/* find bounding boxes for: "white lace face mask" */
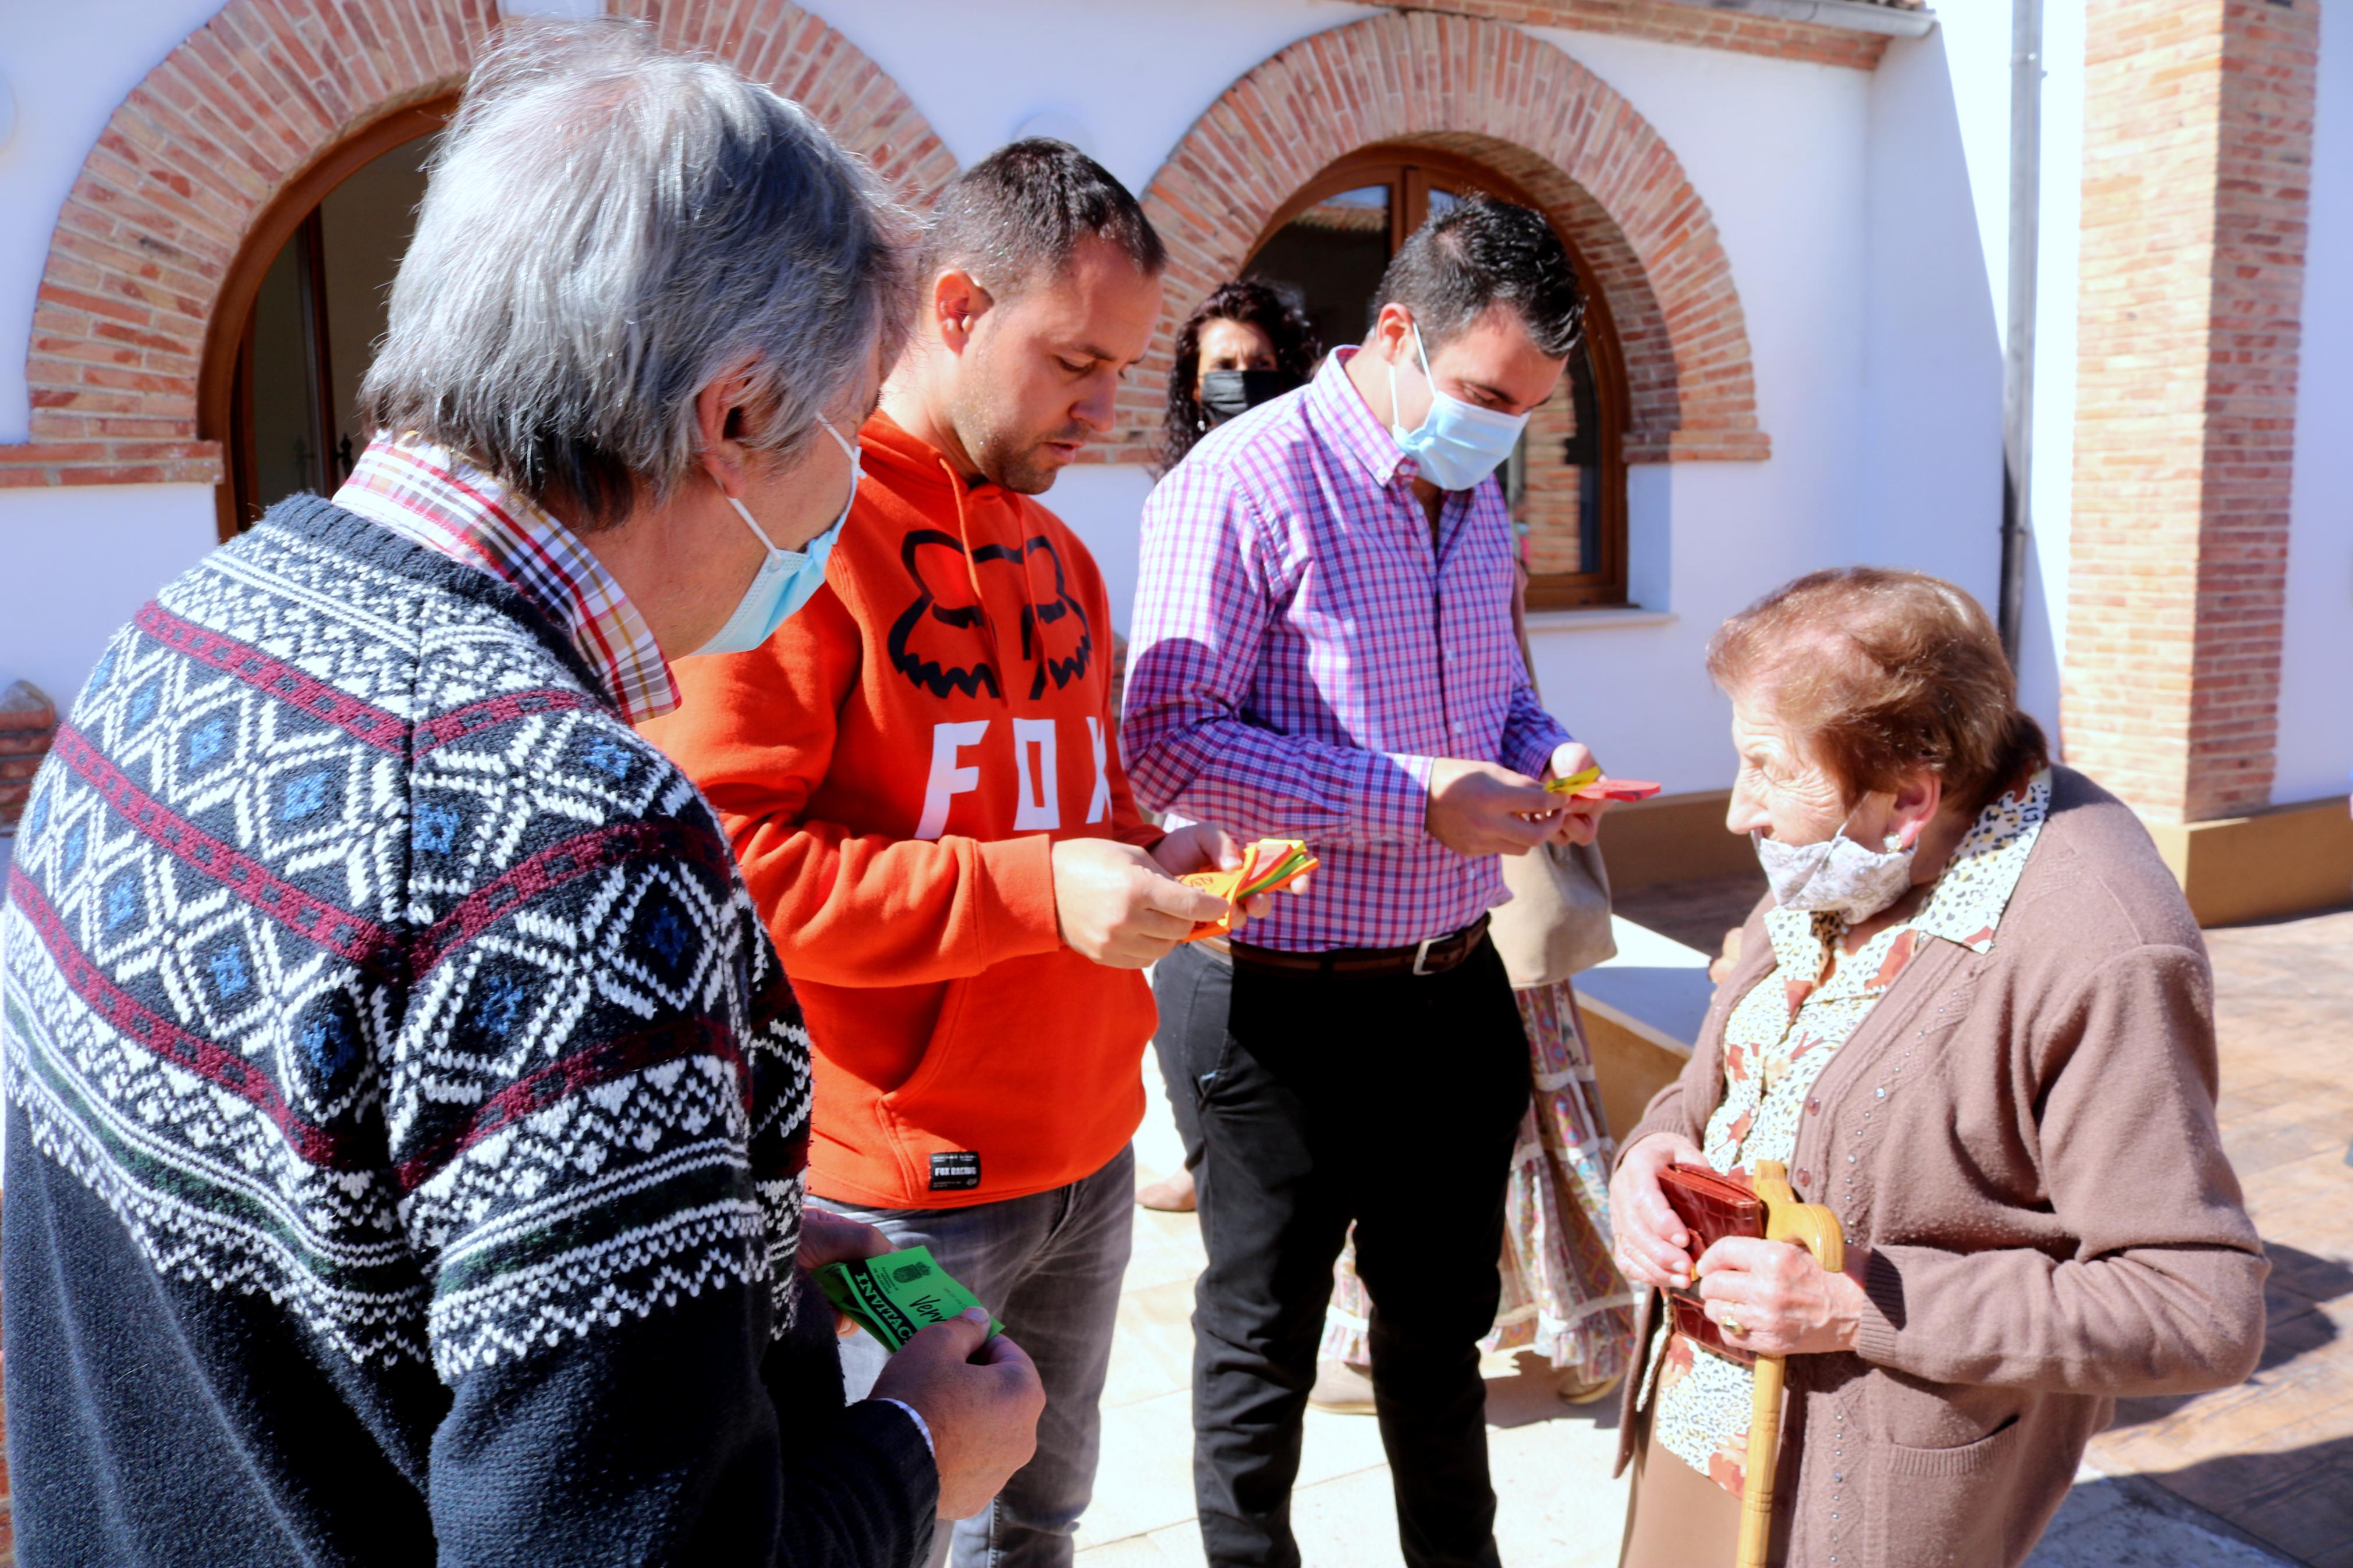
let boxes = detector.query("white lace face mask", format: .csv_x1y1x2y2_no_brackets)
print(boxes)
1751,808,1917,923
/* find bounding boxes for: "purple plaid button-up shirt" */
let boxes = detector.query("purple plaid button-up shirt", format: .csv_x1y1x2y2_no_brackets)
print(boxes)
1123,349,1574,952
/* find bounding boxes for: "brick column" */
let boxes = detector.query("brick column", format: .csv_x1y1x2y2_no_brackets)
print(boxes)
2064,0,2320,823
0,682,56,833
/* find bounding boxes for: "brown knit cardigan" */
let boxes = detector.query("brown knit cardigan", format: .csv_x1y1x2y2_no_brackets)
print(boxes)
1614,766,2267,1567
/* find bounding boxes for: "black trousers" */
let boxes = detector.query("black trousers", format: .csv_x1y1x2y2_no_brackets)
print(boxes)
1159,936,1531,1568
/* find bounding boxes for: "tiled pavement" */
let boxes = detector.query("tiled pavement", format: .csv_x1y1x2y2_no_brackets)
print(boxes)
1074,1071,1634,1568
1075,893,2352,1566
2085,907,2353,1568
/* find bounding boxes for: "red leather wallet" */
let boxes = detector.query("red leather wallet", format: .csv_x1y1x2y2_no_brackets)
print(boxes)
1656,1162,1762,1366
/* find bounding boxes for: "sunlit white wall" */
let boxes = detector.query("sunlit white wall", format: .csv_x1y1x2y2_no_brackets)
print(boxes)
2273,2,2353,808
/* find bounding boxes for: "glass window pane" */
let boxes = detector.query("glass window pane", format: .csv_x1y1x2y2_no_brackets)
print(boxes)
316,131,434,482
1515,347,1604,578
1243,182,1392,357
246,235,320,515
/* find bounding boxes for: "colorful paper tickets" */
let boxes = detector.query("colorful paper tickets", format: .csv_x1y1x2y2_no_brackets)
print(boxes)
1543,766,1663,802
817,1245,1002,1353
1177,837,1320,940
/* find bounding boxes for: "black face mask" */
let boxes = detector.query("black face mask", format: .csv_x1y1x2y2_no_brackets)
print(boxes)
1198,368,1298,428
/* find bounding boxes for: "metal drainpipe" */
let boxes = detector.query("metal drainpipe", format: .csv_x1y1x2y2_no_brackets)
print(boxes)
1649,0,1937,37
1999,0,2042,663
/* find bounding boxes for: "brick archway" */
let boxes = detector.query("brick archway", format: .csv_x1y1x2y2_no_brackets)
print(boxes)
2,0,958,493
1125,12,1768,466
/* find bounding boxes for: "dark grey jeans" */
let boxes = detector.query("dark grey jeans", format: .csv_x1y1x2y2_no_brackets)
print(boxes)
818,1144,1136,1568
1160,937,1528,1568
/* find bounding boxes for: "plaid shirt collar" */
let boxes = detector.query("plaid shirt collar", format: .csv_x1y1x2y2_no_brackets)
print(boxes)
333,434,680,724
1309,347,1417,490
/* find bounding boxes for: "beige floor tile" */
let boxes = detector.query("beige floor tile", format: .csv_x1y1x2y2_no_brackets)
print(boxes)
1133,1521,1212,1566
1073,1533,1185,1568
1289,1464,1414,1567
1487,1410,1632,1568
1124,1208,1209,1297
1081,1390,1210,1546
1102,1279,1199,1410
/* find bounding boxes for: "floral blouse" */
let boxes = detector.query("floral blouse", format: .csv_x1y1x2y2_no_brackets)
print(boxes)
1637,772,2053,1494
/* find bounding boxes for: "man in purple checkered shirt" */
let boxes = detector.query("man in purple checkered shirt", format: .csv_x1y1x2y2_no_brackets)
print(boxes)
1123,198,1610,1568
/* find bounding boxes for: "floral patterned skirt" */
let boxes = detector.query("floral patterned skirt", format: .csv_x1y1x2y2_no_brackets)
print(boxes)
1320,978,1637,1376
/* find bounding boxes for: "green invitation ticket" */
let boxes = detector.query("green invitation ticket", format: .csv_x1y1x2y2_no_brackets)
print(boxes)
817,1245,1003,1353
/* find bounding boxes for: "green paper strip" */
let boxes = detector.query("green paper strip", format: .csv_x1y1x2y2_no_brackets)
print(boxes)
1237,848,1313,898
817,1245,1003,1353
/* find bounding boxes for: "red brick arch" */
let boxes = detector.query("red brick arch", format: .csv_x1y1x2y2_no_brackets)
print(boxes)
0,0,958,494
1125,12,1769,466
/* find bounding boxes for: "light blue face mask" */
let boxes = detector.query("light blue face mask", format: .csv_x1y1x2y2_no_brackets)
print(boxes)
695,415,861,656
1385,321,1531,492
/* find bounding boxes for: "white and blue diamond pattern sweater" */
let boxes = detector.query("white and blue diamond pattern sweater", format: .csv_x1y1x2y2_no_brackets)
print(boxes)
0,496,935,1566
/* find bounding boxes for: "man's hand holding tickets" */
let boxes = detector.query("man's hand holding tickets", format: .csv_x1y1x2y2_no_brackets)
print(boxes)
1538,742,1658,845
1177,837,1320,939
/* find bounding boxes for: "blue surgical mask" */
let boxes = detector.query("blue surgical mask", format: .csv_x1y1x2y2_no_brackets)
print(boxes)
1385,322,1530,491
695,416,861,656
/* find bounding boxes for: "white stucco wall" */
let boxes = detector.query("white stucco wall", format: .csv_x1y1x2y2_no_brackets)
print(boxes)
0,0,238,443
1932,0,2084,754
2018,2,2085,757
828,6,2001,803
1859,27,2005,622
0,1,2006,812
810,0,1381,203
1514,28,2000,797
2273,2,2353,808
0,1,231,713
1949,0,2344,809
0,485,218,711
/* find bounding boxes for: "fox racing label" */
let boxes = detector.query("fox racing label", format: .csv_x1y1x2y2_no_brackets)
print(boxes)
928,1150,982,1192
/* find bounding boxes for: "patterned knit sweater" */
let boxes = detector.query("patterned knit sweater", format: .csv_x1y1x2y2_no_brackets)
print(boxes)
0,497,935,1566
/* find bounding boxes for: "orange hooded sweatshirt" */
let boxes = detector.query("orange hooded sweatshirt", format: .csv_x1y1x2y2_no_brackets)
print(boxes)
643,411,1160,1210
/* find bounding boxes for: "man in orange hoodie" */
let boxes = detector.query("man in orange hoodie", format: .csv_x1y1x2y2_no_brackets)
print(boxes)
644,142,1245,1568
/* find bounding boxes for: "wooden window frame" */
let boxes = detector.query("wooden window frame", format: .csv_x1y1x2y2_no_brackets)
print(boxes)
203,97,458,542
1245,144,1631,609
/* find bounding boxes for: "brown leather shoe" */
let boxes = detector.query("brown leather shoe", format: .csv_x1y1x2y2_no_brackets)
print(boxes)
1136,1168,1197,1213
1308,1357,1377,1415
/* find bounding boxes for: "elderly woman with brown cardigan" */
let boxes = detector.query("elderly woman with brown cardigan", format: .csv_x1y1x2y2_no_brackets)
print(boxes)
1609,567,2266,1568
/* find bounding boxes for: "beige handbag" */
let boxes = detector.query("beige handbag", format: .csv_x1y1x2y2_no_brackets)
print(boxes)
1486,560,1618,987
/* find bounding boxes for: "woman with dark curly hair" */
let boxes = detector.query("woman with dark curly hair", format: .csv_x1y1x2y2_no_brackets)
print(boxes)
1158,279,1322,473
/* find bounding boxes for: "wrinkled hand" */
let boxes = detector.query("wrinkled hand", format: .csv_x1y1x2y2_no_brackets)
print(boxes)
1694,1236,1870,1357
872,1309,1047,1520
1539,742,1613,847
1610,1131,1706,1290
798,1207,892,1337
1425,759,1559,858
1053,837,1231,968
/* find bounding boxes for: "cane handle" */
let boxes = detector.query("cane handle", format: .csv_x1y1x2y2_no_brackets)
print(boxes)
1735,1160,1846,1568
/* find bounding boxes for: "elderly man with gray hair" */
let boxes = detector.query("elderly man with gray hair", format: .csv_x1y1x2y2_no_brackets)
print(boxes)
0,23,1040,1567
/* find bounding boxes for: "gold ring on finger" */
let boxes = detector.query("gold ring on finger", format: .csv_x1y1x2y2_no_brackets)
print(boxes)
1723,1316,1746,1337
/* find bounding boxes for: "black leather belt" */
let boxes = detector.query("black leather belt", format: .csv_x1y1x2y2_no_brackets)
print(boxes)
1227,914,1491,979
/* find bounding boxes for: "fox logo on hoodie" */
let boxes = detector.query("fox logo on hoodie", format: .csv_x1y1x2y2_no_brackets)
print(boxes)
887,529,1093,702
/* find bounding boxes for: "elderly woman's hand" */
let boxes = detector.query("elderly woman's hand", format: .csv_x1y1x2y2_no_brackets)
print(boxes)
1695,1236,1871,1357
1610,1131,1706,1290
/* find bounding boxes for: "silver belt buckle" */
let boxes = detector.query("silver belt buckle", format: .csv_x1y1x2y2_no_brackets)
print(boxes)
1411,934,1442,976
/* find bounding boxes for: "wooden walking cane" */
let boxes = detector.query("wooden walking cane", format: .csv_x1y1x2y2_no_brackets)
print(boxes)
1735,1160,1844,1568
